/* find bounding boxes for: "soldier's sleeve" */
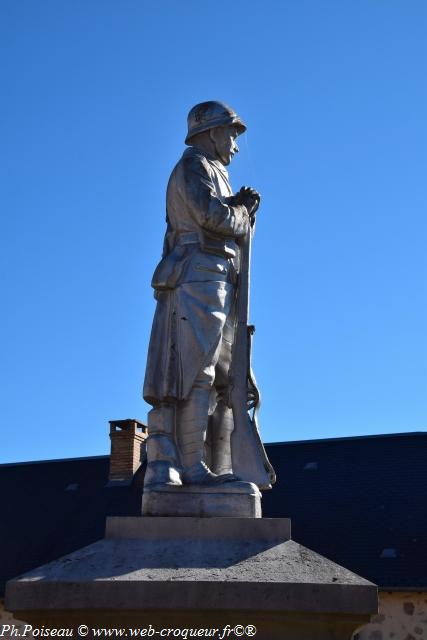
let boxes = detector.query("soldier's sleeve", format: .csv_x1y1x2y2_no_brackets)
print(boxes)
179,154,250,237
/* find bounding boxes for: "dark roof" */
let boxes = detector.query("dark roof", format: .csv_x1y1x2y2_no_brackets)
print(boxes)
0,456,144,596
0,432,426,595
263,431,427,590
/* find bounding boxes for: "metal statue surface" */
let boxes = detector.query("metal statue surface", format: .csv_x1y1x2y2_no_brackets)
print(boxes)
143,101,275,491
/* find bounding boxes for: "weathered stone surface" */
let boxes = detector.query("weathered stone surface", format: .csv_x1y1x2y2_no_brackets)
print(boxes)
6,517,376,615
353,591,427,640
142,481,262,517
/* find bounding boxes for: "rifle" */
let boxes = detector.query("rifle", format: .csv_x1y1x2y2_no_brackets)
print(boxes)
230,220,276,490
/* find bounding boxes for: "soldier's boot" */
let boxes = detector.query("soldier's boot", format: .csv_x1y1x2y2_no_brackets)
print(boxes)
209,400,236,476
144,404,182,488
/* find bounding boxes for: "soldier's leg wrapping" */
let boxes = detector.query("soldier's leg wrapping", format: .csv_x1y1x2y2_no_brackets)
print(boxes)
209,320,235,476
144,403,182,487
178,361,217,484
208,400,234,475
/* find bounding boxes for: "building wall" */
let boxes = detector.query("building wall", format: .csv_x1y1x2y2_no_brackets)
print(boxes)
353,591,427,640
0,601,34,638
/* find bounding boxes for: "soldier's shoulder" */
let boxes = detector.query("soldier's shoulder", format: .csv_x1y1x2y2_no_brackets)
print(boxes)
179,147,212,173
168,148,211,192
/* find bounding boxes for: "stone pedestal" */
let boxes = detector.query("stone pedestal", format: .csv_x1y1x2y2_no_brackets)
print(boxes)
6,517,377,640
142,481,262,517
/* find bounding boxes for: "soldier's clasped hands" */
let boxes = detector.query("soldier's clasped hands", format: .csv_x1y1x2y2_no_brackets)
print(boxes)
236,186,260,224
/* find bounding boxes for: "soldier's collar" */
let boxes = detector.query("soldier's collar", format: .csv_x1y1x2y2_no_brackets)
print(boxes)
186,146,228,174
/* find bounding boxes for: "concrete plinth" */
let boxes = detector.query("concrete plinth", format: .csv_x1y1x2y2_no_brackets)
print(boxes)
6,517,377,639
142,481,262,517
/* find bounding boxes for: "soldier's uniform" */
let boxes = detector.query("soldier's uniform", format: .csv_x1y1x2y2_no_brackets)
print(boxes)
143,102,263,487
144,145,249,405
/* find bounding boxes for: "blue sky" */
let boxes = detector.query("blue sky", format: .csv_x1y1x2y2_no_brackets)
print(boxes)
1,0,426,463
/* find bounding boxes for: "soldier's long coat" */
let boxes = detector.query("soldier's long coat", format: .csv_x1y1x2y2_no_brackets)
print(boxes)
143,146,250,406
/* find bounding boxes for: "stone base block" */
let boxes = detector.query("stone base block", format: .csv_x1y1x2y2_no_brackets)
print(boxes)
6,517,377,640
142,480,262,517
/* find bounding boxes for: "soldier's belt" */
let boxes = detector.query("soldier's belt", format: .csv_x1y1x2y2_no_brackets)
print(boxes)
176,232,237,259
175,232,199,245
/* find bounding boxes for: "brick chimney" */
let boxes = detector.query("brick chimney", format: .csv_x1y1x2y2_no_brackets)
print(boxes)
108,418,148,485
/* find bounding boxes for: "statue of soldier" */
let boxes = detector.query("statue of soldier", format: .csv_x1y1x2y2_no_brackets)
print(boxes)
143,101,264,488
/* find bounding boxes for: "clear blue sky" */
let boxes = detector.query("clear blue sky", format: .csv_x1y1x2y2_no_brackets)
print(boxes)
1,0,426,463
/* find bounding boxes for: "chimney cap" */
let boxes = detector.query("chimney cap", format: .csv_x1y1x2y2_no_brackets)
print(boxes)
109,418,147,433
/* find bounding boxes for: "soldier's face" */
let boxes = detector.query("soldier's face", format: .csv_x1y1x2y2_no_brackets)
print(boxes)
211,125,239,166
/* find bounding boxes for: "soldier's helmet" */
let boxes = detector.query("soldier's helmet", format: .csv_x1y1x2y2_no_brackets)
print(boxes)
185,101,246,145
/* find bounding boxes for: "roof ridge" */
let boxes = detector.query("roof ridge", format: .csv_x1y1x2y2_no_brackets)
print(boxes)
0,454,110,467
267,431,427,446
